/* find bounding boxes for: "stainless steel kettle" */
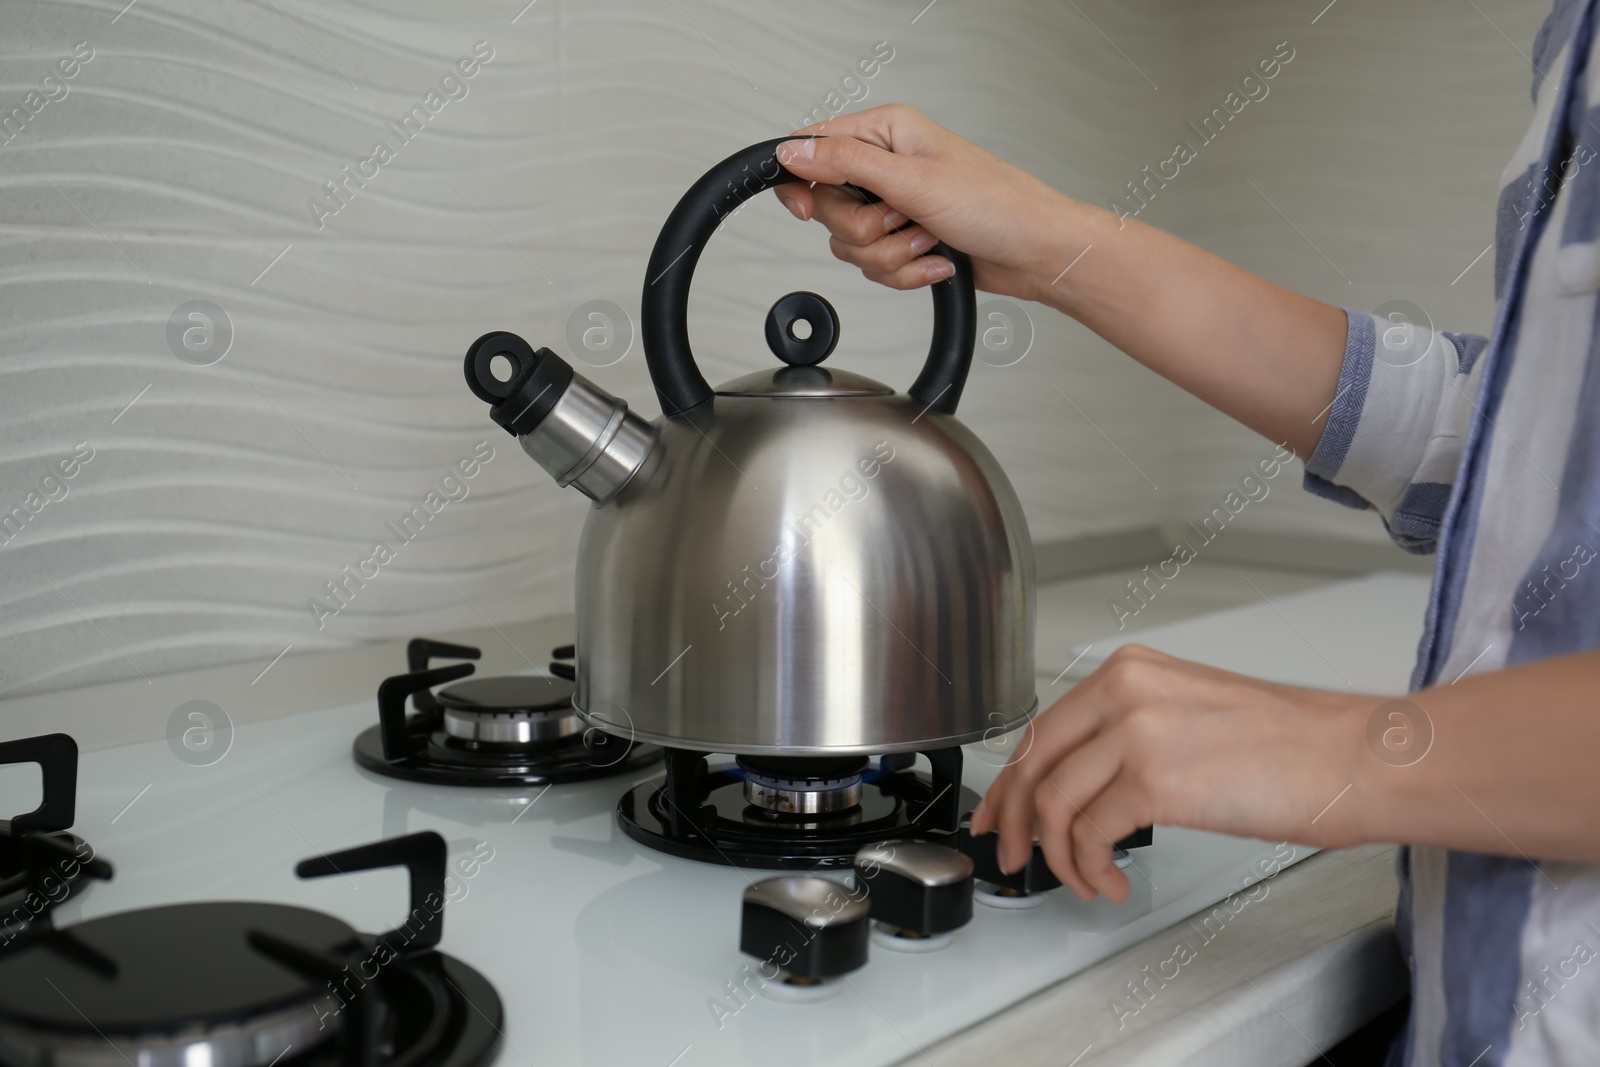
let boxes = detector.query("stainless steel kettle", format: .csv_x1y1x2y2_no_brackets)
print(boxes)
463,138,1035,756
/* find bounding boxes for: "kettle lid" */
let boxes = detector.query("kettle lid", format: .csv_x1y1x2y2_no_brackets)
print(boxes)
716,365,893,399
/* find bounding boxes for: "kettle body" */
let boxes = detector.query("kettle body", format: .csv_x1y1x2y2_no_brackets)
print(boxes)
465,138,1036,756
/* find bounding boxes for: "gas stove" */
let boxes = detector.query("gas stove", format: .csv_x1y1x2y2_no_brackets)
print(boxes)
0,660,1312,1067
0,734,105,946
0,830,500,1067
352,638,661,787
357,641,1030,876
0,570,1437,1067
617,748,978,870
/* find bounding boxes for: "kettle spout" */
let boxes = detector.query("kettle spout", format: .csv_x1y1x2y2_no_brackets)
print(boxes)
465,332,655,504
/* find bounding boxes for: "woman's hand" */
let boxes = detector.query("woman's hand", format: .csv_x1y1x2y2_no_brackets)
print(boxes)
773,104,1078,300
969,644,1375,902
773,103,1350,457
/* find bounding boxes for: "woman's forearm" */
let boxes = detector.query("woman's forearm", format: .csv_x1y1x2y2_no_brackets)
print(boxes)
1026,199,1349,459
774,108,1350,456
1343,650,1600,862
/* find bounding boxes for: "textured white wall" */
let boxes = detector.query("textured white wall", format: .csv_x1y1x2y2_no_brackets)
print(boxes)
0,0,1544,697
1159,0,1547,542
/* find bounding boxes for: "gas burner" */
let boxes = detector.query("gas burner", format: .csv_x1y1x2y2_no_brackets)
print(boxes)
438,676,584,744
353,638,661,787
738,756,869,817
618,748,980,870
0,734,108,946
0,832,500,1067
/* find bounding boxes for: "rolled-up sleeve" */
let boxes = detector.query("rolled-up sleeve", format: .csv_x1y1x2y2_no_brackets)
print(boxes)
1302,308,1490,553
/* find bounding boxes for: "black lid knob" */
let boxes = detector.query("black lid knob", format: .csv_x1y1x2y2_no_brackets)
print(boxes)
740,876,868,982
764,291,839,367
853,840,974,938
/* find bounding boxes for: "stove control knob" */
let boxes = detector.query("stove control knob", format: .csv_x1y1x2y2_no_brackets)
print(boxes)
740,876,869,983
957,814,1062,900
853,841,973,946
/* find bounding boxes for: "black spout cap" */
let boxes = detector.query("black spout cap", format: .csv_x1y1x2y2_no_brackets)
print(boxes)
465,331,574,437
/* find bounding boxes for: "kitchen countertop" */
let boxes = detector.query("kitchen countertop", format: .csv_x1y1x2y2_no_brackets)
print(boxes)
0,562,1428,1066
904,569,1431,1066
906,844,1405,1067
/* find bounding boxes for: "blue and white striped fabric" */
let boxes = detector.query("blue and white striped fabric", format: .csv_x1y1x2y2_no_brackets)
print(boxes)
1302,1,1600,1063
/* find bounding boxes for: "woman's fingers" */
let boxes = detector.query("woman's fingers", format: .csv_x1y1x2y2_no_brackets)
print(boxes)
984,752,1070,871
982,665,1138,869
1071,787,1143,902
986,650,1182,880
769,101,940,225
992,751,1053,875
790,102,937,154
969,779,1002,835
774,181,912,243
1032,733,1124,899
828,225,936,273
777,132,924,206
862,257,953,291
976,647,1364,902
770,185,945,288
775,185,814,221
812,184,908,240
764,103,1074,304
768,116,937,286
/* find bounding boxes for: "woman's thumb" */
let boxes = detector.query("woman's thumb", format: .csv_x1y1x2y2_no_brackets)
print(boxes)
777,135,908,198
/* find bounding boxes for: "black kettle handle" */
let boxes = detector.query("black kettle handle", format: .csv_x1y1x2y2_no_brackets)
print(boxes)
640,136,976,417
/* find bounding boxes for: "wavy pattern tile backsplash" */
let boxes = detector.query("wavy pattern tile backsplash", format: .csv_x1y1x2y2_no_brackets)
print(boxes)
0,0,1539,696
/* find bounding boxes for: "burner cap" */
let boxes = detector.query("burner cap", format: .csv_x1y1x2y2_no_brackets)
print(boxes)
359,647,662,786
436,675,581,744
0,902,351,1067
434,674,574,713
735,756,873,816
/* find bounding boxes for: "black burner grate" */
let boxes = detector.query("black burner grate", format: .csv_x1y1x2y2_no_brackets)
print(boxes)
0,832,501,1067
352,639,661,787
618,747,979,870
0,734,106,952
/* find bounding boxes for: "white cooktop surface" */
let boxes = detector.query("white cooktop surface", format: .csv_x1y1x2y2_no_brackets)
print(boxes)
3,572,1428,1067
1043,572,1432,689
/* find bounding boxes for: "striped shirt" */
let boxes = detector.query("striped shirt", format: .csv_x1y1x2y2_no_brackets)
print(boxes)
1303,1,1600,1063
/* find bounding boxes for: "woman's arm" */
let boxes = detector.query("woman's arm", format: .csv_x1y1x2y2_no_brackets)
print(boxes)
967,644,1600,903
1356,647,1600,862
774,104,1348,457
775,105,1598,900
